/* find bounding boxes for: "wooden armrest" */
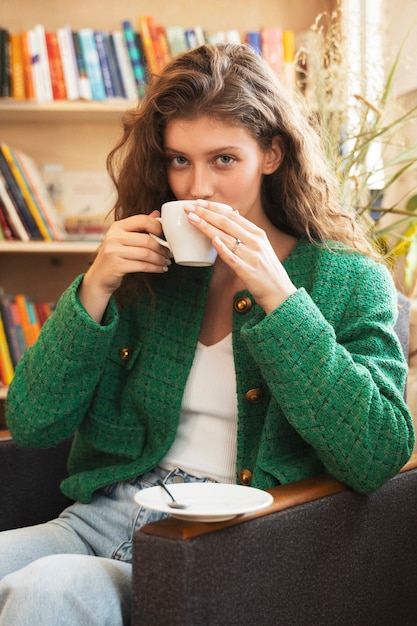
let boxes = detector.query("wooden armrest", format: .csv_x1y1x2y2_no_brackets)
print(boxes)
0,430,11,441
140,451,417,541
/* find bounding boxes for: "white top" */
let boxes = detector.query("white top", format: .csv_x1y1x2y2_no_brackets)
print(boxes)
160,333,238,483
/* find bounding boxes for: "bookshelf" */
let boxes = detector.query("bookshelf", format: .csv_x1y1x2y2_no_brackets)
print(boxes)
0,0,336,416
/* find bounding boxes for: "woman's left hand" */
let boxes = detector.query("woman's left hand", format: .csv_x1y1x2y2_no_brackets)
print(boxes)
185,200,297,314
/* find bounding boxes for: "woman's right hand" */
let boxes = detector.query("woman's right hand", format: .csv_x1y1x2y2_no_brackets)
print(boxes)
78,211,171,322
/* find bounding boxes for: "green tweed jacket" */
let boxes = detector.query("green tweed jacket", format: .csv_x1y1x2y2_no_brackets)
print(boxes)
6,239,415,503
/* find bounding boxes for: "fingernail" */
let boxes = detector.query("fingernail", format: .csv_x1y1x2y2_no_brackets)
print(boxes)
196,199,208,207
188,212,201,223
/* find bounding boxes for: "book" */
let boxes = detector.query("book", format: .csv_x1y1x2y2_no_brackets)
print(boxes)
193,25,207,47
261,26,283,75
165,25,189,57
0,310,14,386
78,28,106,101
185,29,198,50
146,19,170,71
71,31,92,100
282,30,295,90
103,32,125,98
20,30,35,100
45,30,67,100
13,148,66,240
138,16,160,76
0,172,30,240
0,297,24,368
0,148,42,239
122,20,146,97
0,201,13,240
93,30,117,98
35,301,53,327
0,28,10,97
26,28,45,102
0,143,52,241
9,33,26,99
33,24,53,102
10,301,27,360
155,24,171,68
245,31,262,56
111,30,137,100
56,25,80,100
25,297,42,344
14,294,36,348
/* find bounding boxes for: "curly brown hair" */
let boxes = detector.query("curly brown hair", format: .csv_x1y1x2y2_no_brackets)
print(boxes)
107,43,380,274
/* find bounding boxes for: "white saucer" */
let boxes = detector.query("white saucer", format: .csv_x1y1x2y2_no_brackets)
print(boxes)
134,482,273,522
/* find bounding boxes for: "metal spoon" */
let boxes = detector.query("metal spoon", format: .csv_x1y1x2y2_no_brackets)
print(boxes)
157,480,188,509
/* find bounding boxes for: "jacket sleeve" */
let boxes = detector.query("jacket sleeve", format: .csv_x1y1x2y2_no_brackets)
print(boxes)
6,275,120,447
241,261,415,493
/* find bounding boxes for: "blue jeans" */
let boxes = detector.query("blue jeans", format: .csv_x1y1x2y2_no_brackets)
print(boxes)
0,467,215,625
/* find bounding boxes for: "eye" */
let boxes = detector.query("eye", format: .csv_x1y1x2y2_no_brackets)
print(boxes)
167,155,189,168
216,155,235,166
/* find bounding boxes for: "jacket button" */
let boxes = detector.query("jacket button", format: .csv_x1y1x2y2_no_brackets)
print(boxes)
238,469,253,486
245,388,263,403
119,347,132,362
233,295,252,314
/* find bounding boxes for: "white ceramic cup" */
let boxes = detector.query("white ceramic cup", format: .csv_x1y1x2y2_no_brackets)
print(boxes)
151,200,218,267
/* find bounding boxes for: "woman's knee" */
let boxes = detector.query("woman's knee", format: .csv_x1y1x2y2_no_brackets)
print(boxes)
0,554,132,626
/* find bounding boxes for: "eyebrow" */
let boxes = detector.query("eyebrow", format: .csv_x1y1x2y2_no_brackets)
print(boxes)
164,145,243,156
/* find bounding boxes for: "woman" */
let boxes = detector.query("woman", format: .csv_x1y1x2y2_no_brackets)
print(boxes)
0,43,413,625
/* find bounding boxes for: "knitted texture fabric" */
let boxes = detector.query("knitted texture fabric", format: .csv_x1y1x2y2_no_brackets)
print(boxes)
6,239,414,502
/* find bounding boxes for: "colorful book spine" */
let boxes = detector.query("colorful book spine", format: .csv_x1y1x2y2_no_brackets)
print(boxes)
45,30,67,100
9,33,26,99
0,28,11,97
245,32,262,56
27,28,45,102
104,33,125,98
13,148,66,241
33,24,53,102
0,202,13,240
14,294,35,348
138,16,160,77
71,31,92,100
0,148,41,239
261,26,283,75
0,172,29,240
0,143,52,241
165,26,188,58
78,28,106,101
20,30,35,100
56,25,80,100
93,30,117,98
0,311,14,386
282,30,295,90
0,298,24,368
122,20,146,97
111,30,137,100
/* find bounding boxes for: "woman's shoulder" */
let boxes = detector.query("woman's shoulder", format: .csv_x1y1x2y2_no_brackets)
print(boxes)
286,238,396,312
290,237,390,279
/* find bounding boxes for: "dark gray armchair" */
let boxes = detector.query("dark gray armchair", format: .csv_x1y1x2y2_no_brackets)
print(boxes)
1,429,417,625
0,291,414,625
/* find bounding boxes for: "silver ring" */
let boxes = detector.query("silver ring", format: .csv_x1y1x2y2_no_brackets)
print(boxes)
232,238,242,253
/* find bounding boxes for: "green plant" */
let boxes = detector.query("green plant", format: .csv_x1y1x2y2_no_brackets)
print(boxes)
295,6,417,291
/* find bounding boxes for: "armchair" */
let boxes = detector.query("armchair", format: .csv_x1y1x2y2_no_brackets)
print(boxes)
0,291,413,624
1,429,417,625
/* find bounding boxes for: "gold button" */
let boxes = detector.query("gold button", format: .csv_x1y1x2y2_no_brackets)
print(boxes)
238,469,253,486
233,295,252,314
119,347,132,362
245,388,263,403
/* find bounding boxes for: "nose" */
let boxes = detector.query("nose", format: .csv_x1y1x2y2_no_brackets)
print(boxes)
189,165,213,200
